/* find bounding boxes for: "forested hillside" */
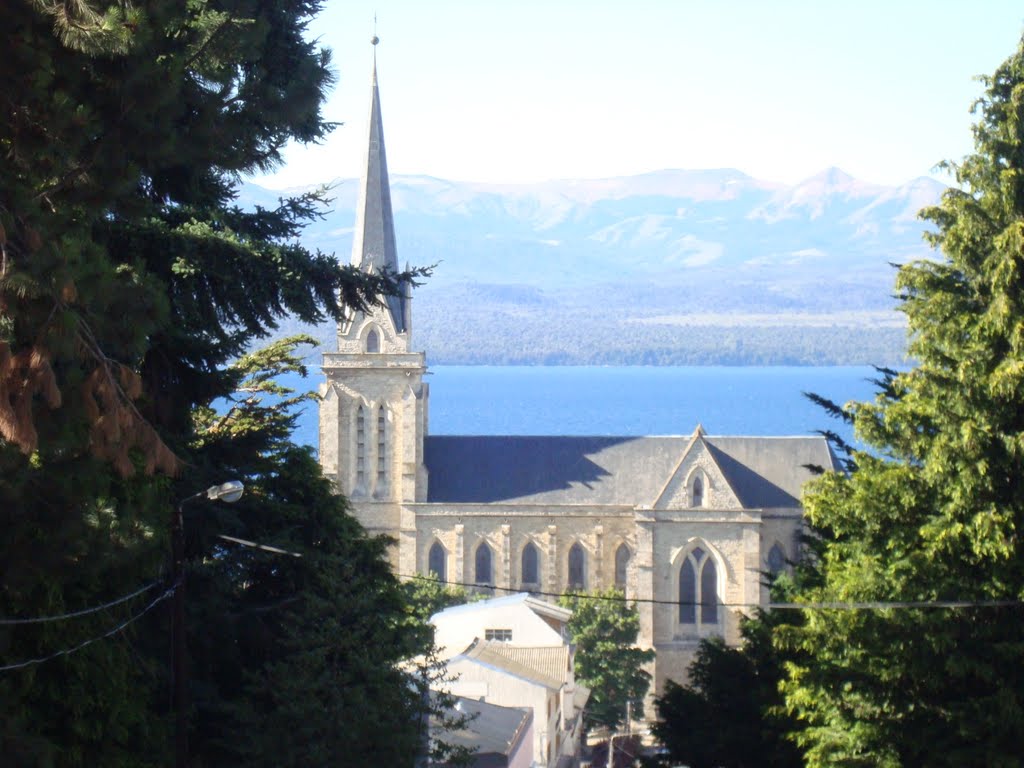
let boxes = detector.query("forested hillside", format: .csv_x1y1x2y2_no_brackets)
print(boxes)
253,167,939,365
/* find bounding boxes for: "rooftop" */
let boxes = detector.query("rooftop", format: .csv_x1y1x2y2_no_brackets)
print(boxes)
425,433,836,507
459,638,569,690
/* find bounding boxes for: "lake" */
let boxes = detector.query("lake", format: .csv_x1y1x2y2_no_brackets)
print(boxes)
283,365,885,451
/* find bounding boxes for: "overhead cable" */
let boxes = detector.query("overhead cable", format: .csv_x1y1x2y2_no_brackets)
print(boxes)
0,583,176,673
0,580,163,625
398,573,1023,611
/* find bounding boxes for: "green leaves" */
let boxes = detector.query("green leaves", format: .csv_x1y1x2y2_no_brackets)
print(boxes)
559,588,654,732
780,33,1024,767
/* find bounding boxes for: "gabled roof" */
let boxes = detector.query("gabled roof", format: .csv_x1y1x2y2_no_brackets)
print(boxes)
459,639,567,690
430,592,571,624
653,425,743,509
424,433,835,508
350,44,406,333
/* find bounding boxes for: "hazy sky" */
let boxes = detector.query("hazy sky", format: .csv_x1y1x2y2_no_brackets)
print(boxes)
256,0,1024,189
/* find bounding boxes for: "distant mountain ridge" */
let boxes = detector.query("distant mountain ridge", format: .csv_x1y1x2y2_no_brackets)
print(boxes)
245,168,945,365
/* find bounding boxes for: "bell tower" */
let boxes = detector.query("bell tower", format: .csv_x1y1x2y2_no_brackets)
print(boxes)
319,37,428,537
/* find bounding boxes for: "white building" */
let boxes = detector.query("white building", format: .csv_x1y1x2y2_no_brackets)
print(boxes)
431,593,570,660
431,594,584,768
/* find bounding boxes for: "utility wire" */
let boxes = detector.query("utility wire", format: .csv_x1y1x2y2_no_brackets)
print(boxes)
0,580,163,625
0,583,177,673
398,573,1024,611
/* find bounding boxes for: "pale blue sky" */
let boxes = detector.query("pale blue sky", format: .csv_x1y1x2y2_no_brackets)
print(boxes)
257,0,1024,189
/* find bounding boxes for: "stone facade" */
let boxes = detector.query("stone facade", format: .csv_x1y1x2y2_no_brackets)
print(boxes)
318,49,835,703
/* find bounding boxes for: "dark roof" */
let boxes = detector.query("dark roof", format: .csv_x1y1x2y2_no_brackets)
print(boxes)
432,695,532,765
424,434,835,508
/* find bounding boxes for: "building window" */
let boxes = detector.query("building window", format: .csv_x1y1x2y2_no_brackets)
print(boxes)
366,329,379,353
521,542,539,585
568,543,586,591
376,406,387,487
485,629,512,642
428,542,446,582
692,475,704,507
475,542,493,585
767,543,786,576
355,406,366,488
679,546,718,626
614,544,630,591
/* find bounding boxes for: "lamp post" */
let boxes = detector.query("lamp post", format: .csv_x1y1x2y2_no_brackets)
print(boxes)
173,481,244,768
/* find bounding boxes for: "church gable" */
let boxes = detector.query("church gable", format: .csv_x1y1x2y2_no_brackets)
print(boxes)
654,429,742,510
337,303,407,355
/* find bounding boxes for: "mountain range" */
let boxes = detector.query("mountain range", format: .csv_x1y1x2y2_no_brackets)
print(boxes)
245,168,946,366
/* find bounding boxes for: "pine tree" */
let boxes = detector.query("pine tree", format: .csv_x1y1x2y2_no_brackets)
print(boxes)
182,338,438,767
1,2,424,764
779,34,1024,767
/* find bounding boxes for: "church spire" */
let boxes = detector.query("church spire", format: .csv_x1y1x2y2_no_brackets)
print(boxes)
351,34,406,333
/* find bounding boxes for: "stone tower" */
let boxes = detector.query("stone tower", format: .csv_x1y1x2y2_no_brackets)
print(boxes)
319,39,428,540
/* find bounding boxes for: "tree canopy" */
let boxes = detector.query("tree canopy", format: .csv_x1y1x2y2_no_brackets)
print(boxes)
559,588,654,733
652,579,805,768
0,2,428,765
778,34,1024,767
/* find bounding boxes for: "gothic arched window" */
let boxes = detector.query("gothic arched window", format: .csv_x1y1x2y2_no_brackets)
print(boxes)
355,406,366,488
475,542,493,585
428,542,446,582
767,543,786,576
376,406,387,488
521,542,539,586
366,329,380,353
614,544,630,592
568,543,586,591
679,545,719,627
692,475,705,507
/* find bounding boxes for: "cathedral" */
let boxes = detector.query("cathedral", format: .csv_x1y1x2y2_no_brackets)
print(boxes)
318,45,837,695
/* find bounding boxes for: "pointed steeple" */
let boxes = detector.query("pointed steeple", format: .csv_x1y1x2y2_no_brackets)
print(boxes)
351,35,406,333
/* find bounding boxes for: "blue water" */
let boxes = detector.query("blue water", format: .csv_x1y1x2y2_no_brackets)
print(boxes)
283,366,884,451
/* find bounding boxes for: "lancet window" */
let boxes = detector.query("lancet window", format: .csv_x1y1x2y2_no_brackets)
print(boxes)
692,475,705,507
428,542,446,582
376,406,387,488
767,543,786,576
568,543,586,591
679,545,719,627
355,406,366,488
614,544,630,592
521,542,540,586
475,542,493,585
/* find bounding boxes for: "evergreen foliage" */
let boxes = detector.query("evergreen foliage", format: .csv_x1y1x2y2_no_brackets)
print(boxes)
559,588,654,733
184,338,439,767
651,579,805,768
1,2,427,765
779,35,1024,767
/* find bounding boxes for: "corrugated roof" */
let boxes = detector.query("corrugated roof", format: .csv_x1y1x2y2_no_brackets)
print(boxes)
485,644,569,687
425,434,835,507
462,639,568,690
432,695,532,759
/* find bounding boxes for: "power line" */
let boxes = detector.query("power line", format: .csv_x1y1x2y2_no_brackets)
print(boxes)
0,580,163,625
0,583,176,673
398,573,1024,611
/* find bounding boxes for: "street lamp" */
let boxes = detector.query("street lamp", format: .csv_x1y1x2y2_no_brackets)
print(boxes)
173,481,244,768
